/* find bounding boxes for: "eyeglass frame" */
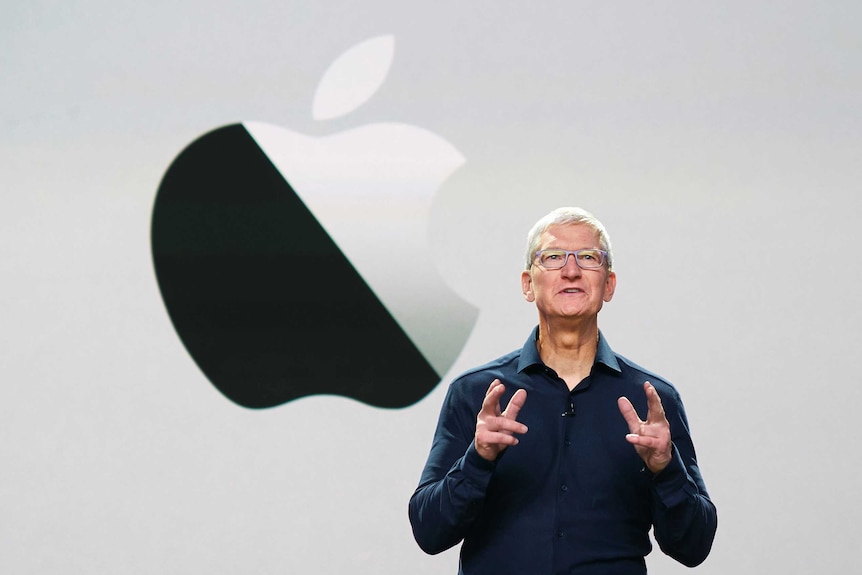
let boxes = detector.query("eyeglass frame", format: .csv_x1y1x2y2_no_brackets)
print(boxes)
532,248,609,270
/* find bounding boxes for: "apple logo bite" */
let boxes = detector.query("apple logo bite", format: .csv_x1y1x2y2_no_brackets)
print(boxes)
151,36,477,409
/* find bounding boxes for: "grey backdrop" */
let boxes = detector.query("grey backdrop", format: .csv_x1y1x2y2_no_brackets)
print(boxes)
3,1,860,573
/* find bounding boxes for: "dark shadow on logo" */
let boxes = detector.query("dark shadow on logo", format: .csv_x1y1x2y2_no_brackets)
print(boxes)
151,124,441,409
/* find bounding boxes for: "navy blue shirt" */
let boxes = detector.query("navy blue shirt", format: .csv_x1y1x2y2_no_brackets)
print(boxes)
409,328,717,574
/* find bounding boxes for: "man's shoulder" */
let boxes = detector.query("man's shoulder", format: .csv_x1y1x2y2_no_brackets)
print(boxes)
613,352,683,401
450,348,522,389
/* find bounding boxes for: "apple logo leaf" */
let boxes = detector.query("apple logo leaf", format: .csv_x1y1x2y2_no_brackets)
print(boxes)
312,35,395,121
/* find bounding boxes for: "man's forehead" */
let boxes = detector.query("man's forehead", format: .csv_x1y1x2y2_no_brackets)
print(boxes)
540,223,600,246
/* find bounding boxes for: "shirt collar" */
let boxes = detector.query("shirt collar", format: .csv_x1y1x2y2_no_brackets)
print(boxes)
596,330,622,373
517,326,622,373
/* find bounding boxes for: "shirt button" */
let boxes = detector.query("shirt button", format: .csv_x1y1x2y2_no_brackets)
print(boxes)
557,531,564,538
561,484,568,492
564,439,571,447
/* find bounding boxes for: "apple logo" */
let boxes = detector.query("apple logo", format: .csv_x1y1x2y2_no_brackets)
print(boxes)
151,35,477,409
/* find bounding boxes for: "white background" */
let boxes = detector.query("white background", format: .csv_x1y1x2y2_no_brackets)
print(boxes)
3,1,860,573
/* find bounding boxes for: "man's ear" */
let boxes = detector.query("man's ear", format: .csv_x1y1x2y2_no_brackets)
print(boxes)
521,270,535,302
603,271,617,302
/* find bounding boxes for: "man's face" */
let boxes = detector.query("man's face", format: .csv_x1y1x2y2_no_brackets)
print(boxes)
521,224,616,324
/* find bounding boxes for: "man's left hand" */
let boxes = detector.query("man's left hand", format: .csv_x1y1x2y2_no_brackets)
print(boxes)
617,381,672,474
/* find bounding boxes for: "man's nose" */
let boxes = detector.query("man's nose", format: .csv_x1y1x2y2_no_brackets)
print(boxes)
560,254,582,277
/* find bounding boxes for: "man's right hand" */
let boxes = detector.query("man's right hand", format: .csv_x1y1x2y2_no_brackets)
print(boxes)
474,379,528,461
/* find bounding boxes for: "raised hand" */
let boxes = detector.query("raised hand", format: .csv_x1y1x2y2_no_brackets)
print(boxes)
474,379,528,462
617,381,672,474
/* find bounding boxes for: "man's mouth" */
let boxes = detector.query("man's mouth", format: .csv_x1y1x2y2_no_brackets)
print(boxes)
561,288,583,294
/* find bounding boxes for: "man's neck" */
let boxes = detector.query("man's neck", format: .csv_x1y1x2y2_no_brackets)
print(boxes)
536,319,599,391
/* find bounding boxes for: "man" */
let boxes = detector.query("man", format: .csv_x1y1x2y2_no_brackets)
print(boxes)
408,207,717,574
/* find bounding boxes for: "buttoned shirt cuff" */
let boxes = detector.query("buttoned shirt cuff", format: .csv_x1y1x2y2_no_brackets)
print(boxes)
648,444,698,509
462,442,498,475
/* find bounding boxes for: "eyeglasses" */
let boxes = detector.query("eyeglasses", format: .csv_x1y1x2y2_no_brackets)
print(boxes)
533,248,608,270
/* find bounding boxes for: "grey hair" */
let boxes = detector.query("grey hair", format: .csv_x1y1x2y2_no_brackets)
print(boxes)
524,207,614,271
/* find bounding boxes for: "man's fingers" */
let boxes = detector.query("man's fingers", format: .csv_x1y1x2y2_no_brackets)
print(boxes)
495,388,528,435
502,389,527,421
477,430,523,447
475,382,528,461
484,378,502,397
625,433,662,448
643,381,667,423
617,396,642,433
617,383,674,474
492,415,528,436
480,379,504,416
